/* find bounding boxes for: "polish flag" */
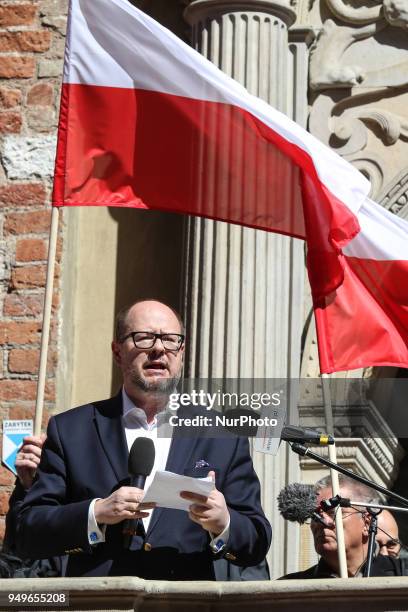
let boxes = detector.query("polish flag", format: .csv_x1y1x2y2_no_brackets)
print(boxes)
53,0,408,373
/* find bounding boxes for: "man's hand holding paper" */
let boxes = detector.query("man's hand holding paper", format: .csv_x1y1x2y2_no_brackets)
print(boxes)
180,470,230,536
142,470,214,512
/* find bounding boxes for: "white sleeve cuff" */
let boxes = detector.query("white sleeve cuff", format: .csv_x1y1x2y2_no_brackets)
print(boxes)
209,516,230,553
88,498,106,545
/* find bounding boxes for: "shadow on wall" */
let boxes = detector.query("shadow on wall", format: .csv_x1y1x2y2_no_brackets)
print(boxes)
108,207,186,394
129,0,190,43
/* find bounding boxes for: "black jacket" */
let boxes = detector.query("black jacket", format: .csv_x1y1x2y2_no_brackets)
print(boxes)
17,395,271,579
280,555,404,579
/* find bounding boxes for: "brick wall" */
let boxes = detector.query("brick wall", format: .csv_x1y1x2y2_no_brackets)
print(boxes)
0,0,67,543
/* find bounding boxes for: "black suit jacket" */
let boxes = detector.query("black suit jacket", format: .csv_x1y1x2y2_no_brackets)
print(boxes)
279,556,403,579
17,394,271,579
3,480,66,577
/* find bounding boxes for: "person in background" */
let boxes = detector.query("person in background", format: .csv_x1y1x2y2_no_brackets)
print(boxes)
376,510,401,558
4,435,45,554
280,475,402,578
2,435,64,577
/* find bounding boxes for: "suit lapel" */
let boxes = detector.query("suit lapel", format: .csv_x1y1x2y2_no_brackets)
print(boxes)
93,393,129,483
146,433,198,537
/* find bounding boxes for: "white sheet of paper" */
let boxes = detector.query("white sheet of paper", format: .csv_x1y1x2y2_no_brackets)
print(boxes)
143,470,214,511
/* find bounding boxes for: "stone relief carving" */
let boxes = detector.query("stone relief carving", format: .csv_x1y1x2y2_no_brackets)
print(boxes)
379,168,408,216
383,0,408,28
309,20,383,90
310,0,408,90
308,0,408,199
325,0,384,24
325,0,408,27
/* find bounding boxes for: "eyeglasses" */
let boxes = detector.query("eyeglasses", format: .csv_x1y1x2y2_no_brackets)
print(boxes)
378,537,401,555
314,506,362,523
121,331,185,351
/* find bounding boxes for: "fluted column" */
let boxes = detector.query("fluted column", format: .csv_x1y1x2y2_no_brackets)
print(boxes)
183,0,302,577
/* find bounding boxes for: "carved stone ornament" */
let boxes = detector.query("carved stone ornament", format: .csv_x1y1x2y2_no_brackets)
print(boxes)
325,0,408,27
310,0,408,90
308,88,408,200
379,168,408,217
298,404,403,487
309,19,384,90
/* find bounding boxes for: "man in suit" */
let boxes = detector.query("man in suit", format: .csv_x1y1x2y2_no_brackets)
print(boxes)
280,475,402,579
17,299,271,579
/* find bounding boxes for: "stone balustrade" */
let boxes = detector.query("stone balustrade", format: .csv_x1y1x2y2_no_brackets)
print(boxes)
0,577,407,611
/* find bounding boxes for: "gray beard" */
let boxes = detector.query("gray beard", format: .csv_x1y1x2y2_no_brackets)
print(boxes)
130,371,180,395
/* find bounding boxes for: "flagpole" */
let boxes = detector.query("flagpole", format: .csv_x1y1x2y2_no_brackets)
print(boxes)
34,206,59,436
321,373,348,579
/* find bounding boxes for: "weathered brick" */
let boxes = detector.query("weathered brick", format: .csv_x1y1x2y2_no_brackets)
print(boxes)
0,5,37,27
3,294,43,317
10,265,46,289
0,88,21,109
27,106,56,132
0,111,21,133
0,469,14,486
8,348,55,375
0,31,51,54
0,380,54,401
0,518,5,544
16,238,47,262
0,320,42,344
27,83,53,106
8,349,39,373
0,518,6,544
0,57,35,79
0,492,9,515
0,183,46,208
8,405,35,421
4,210,51,235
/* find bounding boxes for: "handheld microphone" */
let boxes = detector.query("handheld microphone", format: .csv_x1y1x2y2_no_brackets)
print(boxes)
277,483,325,525
123,437,155,543
281,425,334,445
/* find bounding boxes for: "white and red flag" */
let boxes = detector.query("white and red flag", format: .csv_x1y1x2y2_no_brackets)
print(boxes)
53,0,408,374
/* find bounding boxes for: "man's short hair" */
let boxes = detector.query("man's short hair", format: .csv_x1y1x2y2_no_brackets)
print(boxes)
114,299,185,342
315,474,381,505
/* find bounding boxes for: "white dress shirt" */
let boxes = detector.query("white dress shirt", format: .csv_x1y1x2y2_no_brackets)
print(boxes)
87,388,229,550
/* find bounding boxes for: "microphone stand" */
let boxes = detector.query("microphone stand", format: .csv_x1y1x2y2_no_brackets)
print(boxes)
290,442,408,578
290,442,408,508
323,496,408,577
364,508,381,577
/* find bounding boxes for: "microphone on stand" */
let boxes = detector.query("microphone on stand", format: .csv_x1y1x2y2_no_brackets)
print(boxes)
281,425,334,446
223,406,334,446
123,437,155,546
277,483,326,525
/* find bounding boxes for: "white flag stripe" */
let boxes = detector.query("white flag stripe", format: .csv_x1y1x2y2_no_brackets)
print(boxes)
343,198,408,261
67,0,370,216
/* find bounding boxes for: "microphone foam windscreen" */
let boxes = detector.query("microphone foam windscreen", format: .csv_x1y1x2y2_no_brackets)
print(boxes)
128,437,155,477
277,483,317,524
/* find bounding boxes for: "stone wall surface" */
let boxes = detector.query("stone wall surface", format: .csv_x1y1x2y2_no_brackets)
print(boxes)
0,0,66,540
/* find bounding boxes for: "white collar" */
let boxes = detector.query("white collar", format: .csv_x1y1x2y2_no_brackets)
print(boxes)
121,387,157,430
121,387,170,431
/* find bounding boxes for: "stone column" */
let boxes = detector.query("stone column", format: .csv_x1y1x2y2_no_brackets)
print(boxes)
183,0,303,577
